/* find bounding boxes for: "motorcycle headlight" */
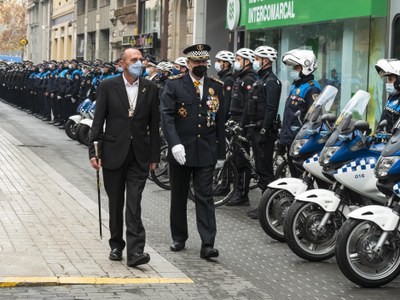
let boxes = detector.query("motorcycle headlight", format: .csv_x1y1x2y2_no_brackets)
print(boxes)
289,139,307,157
319,146,340,166
375,156,400,178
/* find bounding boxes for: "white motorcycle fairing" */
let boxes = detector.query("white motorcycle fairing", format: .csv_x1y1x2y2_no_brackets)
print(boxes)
295,189,341,212
267,178,308,196
303,154,333,184
347,205,399,231
79,118,93,128
68,114,82,124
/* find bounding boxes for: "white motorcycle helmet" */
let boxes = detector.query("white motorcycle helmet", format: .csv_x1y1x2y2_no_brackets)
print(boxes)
235,48,255,63
282,49,317,76
215,50,235,65
174,57,187,68
375,59,400,77
254,46,278,62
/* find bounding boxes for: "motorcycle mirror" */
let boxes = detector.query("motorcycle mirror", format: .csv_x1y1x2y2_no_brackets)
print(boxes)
294,110,303,126
354,120,370,133
377,119,388,131
321,113,336,124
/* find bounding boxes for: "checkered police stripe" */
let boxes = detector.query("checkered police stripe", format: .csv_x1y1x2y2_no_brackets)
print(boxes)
335,158,376,174
305,153,319,164
187,50,209,57
393,183,400,197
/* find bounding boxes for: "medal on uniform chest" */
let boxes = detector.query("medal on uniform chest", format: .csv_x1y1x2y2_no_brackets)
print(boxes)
128,108,135,118
206,91,219,127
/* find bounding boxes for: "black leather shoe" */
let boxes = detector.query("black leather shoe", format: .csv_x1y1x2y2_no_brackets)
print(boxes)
127,253,150,267
109,248,122,261
226,195,249,206
170,241,185,252
200,246,219,259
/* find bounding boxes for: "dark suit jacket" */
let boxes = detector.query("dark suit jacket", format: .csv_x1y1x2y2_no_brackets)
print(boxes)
160,73,226,167
89,75,160,171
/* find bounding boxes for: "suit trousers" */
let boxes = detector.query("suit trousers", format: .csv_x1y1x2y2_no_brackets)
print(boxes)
102,144,148,257
169,163,216,248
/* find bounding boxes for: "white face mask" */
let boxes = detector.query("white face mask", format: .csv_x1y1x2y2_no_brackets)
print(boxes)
234,61,242,72
386,83,396,95
290,70,301,81
253,60,262,72
214,62,222,72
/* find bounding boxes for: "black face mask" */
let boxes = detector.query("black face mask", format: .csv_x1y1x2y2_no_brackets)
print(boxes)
192,65,207,78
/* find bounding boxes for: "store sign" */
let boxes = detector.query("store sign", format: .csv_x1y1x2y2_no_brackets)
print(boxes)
237,0,387,30
122,32,158,49
227,0,241,30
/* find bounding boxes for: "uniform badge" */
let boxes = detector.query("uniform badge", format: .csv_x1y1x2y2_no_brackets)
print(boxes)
296,88,301,95
206,95,220,127
142,87,146,93
246,85,252,91
312,94,319,101
209,87,214,95
226,86,231,91
178,107,188,118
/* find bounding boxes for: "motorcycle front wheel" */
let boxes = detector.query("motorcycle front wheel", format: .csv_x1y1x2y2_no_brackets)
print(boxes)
284,201,344,261
65,119,77,140
258,188,294,242
336,219,400,288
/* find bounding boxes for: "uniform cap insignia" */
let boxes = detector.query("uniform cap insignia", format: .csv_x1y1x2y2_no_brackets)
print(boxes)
197,44,204,51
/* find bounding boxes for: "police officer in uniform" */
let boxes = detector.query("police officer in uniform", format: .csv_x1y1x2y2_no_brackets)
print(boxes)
279,49,321,177
243,46,282,218
160,44,225,259
375,58,400,131
214,50,236,121
226,48,257,206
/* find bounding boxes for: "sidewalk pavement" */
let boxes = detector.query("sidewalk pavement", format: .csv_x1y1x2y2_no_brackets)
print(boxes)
0,125,191,287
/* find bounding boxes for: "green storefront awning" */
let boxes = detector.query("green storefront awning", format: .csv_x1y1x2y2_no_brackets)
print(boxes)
229,0,387,30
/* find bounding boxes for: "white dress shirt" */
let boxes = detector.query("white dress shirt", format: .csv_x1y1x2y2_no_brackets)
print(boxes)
122,73,139,110
189,74,204,99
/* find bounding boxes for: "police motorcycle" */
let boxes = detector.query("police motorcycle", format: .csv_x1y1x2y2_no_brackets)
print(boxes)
258,85,338,242
284,90,388,262
335,118,400,288
65,98,92,140
76,101,96,146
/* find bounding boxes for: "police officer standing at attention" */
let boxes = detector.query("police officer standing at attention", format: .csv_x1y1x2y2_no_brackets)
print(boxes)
214,50,236,121
160,44,225,260
242,46,282,219
278,49,321,178
226,48,257,206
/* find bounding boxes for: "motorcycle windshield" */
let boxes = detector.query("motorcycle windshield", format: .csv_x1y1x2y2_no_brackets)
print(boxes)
296,86,339,140
324,90,370,147
304,85,338,123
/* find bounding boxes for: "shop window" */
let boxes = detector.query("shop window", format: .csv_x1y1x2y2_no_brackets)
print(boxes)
88,0,97,11
100,0,110,6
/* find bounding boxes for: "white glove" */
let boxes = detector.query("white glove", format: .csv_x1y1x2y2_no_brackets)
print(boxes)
57,95,62,99
171,144,186,165
71,97,76,103
215,159,225,169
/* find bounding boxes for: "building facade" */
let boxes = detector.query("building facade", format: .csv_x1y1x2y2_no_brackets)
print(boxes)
27,0,52,63
51,0,76,60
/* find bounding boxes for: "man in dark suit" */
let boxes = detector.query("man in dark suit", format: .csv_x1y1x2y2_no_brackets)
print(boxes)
160,44,225,259
89,47,160,268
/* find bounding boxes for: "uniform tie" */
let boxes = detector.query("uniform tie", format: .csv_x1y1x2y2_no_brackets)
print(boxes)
193,80,201,96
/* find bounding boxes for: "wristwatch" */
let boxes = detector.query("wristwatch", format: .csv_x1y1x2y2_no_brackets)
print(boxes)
260,128,266,135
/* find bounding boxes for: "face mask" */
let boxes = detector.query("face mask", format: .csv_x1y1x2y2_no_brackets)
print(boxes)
117,67,123,73
253,61,262,72
234,61,242,72
100,68,104,73
49,64,53,69
192,65,207,78
172,67,181,75
290,70,301,81
386,83,396,95
68,64,72,69
128,61,143,78
214,62,222,72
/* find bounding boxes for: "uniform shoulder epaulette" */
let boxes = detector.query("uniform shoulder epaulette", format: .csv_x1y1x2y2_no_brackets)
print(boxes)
168,73,185,80
308,80,314,86
210,76,223,85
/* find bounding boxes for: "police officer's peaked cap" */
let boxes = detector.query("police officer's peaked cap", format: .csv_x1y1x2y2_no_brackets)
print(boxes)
112,58,120,64
147,57,158,67
103,62,113,68
183,44,211,61
144,54,156,61
71,59,79,65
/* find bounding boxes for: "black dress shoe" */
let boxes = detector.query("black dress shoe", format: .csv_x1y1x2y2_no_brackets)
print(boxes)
170,241,185,252
127,253,150,267
109,248,122,261
226,195,250,206
200,246,219,259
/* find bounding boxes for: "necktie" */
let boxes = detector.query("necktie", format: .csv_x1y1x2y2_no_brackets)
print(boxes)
194,80,200,98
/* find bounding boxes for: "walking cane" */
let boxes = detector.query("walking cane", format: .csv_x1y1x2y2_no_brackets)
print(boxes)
94,141,103,239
